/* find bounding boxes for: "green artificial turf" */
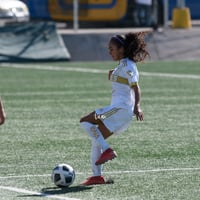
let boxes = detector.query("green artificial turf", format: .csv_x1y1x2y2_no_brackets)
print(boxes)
0,61,199,200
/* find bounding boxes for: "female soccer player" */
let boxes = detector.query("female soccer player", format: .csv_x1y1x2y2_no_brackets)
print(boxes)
80,32,149,185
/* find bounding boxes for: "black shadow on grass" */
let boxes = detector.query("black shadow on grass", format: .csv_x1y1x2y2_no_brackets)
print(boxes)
41,186,93,194
18,185,93,198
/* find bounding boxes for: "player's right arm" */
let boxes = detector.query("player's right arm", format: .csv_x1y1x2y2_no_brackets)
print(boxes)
0,99,6,125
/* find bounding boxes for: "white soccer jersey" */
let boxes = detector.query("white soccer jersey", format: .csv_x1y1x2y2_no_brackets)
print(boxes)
110,58,139,111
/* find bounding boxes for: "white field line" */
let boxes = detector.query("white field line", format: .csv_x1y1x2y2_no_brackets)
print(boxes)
1,91,199,103
1,63,200,79
0,63,107,74
1,90,108,96
140,71,200,79
0,168,199,199
0,186,80,200
0,167,200,180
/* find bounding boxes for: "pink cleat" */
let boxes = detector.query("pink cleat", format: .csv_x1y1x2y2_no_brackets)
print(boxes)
95,148,117,165
80,176,106,186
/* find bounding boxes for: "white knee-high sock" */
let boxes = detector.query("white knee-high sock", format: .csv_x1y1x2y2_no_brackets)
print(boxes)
91,140,102,176
80,122,109,151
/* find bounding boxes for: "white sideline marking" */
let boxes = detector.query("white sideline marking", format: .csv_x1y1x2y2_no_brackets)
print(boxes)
0,186,80,200
140,71,200,79
0,167,199,180
0,174,50,179
1,63,200,79
0,168,199,199
0,63,107,74
107,167,200,174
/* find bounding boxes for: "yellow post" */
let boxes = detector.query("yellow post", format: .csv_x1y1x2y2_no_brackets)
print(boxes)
172,7,192,28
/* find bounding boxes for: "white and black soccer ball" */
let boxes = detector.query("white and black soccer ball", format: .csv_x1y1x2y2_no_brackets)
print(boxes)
51,163,75,187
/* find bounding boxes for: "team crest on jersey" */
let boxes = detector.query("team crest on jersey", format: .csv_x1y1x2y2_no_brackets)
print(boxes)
126,70,134,77
121,60,127,67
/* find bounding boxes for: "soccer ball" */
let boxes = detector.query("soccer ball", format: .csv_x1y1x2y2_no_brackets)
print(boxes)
51,163,75,187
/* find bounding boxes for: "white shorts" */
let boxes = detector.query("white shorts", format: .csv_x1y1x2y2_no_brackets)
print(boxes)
95,105,133,134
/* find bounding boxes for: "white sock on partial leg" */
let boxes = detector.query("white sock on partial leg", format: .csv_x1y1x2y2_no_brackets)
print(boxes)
80,122,109,151
91,140,102,176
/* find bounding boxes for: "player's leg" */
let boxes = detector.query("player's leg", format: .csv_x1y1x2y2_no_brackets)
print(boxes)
91,107,133,165
80,107,132,185
80,111,113,139
80,111,111,152
80,111,117,185
0,98,6,125
80,111,117,165
80,139,106,186
91,140,102,176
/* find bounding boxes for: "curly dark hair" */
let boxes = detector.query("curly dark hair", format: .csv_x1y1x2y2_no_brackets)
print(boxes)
110,32,150,63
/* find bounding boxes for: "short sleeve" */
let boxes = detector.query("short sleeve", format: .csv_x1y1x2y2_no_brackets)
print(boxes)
125,63,139,87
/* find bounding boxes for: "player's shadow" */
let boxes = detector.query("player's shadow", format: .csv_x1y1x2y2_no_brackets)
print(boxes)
18,185,93,198
41,185,93,194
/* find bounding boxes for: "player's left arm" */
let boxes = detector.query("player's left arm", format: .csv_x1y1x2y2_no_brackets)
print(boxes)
131,84,144,121
108,69,114,80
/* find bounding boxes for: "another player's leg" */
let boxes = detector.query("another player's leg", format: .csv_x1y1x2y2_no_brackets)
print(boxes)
0,98,6,125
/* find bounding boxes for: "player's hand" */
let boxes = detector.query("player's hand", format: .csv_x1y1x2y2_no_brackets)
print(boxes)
134,107,144,121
